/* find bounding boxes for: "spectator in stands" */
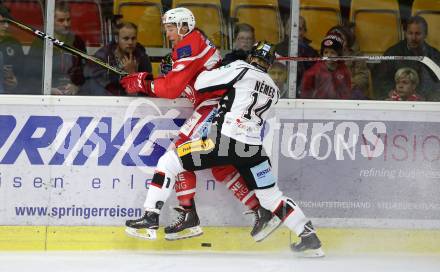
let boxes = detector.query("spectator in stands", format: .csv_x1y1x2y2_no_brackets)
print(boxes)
110,14,124,43
269,61,288,98
274,16,291,57
300,34,351,99
222,23,255,65
82,21,151,96
0,5,26,94
26,1,85,95
373,16,440,101
276,16,318,58
327,24,371,99
387,67,423,101
276,16,318,95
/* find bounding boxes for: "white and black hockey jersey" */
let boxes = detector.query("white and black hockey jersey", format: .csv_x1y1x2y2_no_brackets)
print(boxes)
194,60,280,145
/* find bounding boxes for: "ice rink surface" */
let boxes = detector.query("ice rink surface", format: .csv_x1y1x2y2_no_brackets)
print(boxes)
0,251,439,272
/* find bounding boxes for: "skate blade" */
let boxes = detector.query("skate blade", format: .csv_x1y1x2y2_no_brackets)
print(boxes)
165,226,203,241
293,247,325,258
125,227,157,240
254,216,282,242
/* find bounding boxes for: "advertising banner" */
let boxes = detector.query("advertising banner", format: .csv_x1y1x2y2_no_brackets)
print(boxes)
277,106,440,225
0,98,192,225
1,97,439,228
0,97,276,227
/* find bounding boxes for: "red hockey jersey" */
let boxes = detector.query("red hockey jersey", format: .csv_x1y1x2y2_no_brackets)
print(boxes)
150,29,225,107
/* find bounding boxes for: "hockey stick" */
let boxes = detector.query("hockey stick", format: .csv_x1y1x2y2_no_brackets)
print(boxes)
3,16,128,76
276,55,440,81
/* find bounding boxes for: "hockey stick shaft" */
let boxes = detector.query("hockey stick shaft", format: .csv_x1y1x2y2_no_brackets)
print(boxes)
5,17,129,76
276,55,440,81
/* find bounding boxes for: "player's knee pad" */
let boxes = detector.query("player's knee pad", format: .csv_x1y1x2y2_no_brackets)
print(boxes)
155,149,184,178
143,170,175,211
175,171,197,202
211,165,238,182
149,150,181,194
254,185,283,211
143,150,183,211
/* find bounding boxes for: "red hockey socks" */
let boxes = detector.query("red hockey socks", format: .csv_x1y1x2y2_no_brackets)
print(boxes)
174,171,197,207
212,166,260,210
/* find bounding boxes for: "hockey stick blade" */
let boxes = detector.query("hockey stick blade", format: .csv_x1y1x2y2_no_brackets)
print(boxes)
276,55,440,81
4,17,128,76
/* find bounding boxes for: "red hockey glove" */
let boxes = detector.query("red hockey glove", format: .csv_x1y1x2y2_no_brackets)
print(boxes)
120,72,153,95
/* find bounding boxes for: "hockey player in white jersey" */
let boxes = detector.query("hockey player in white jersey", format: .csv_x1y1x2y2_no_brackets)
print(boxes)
134,41,324,257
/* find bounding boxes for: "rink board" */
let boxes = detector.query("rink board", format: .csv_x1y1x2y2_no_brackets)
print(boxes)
1,226,440,254
1,96,440,252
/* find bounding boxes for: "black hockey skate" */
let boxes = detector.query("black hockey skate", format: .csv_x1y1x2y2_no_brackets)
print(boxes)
164,206,203,241
291,221,325,257
125,210,159,240
245,207,282,242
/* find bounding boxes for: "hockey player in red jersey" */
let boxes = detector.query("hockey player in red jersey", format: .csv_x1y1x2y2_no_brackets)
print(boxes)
121,7,280,241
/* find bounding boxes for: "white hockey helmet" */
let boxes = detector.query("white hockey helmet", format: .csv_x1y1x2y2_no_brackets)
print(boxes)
162,7,196,34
